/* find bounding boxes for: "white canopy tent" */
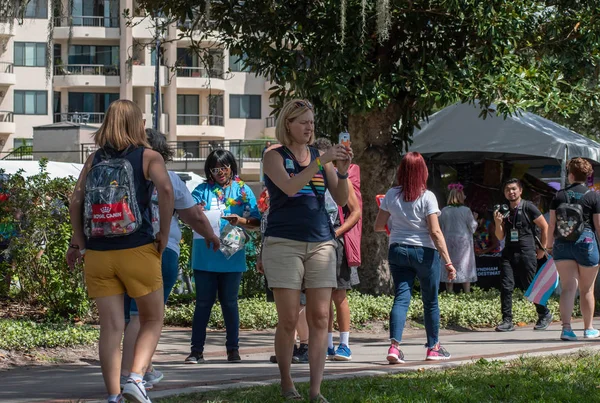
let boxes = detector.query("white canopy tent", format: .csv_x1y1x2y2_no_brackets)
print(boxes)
409,102,600,187
0,161,205,192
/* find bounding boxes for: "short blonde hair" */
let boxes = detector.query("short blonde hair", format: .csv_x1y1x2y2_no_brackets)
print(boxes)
94,99,149,150
275,99,315,146
447,189,466,205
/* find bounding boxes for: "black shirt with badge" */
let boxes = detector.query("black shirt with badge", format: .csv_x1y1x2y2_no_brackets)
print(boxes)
550,183,600,232
502,200,542,254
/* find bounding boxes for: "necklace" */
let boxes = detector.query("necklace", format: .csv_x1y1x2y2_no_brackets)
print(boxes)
212,176,248,207
285,146,310,165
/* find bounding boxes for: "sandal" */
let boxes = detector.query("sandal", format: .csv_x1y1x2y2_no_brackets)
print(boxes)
281,389,303,400
310,394,329,403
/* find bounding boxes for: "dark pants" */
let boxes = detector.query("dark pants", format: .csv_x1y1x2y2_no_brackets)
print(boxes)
388,244,440,348
191,270,242,353
500,248,550,321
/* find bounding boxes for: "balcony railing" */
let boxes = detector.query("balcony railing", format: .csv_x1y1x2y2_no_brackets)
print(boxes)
54,16,119,28
0,111,13,122
176,66,224,79
55,112,105,124
0,62,13,74
54,64,120,76
266,116,275,128
176,114,224,126
2,146,33,161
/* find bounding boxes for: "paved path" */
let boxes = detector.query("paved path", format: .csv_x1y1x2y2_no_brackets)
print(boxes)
2,321,600,403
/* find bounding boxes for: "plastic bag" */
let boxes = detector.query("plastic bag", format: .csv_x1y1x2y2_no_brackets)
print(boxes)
219,222,246,259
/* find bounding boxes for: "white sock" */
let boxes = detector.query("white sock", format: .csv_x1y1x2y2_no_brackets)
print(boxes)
327,332,334,349
108,394,120,402
340,331,350,346
128,372,143,383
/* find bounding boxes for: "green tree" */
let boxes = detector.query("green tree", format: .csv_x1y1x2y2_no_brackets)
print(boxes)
133,0,600,293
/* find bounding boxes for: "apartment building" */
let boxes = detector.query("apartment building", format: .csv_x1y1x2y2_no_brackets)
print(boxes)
0,0,276,159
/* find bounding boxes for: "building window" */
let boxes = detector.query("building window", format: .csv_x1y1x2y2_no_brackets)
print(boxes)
229,51,250,72
24,0,48,18
14,90,47,115
68,92,119,113
68,45,119,65
177,95,199,125
229,95,261,119
14,43,46,67
13,138,33,149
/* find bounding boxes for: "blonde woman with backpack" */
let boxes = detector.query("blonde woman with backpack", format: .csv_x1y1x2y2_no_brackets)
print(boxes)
67,100,174,403
547,158,600,341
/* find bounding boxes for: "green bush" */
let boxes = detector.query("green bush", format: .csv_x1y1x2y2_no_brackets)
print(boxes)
164,288,572,330
0,162,90,319
0,319,99,351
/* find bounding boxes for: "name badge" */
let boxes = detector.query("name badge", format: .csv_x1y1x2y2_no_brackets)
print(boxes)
285,158,295,170
510,229,519,242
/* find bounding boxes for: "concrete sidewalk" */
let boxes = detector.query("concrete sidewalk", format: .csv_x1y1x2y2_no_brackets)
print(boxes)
2,321,600,403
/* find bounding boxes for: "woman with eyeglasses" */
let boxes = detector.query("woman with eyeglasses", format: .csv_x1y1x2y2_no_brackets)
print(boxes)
185,149,260,365
262,99,352,403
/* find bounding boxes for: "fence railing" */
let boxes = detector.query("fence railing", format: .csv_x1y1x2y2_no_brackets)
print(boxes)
176,114,224,126
55,112,105,124
54,64,120,76
0,62,13,74
54,16,119,28
176,66,224,79
0,111,13,122
3,146,33,160
266,116,275,128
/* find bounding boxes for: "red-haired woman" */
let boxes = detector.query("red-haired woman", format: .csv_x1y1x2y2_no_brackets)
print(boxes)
375,152,456,364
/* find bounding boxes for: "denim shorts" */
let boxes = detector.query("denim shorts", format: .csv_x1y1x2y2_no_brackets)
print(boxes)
553,229,600,267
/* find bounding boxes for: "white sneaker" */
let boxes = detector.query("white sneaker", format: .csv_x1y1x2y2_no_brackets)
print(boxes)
122,379,151,403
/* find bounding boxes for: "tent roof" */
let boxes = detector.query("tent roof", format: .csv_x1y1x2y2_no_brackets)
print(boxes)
409,102,600,163
0,161,205,192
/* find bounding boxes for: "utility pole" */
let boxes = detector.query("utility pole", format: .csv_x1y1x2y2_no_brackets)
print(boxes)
153,14,161,131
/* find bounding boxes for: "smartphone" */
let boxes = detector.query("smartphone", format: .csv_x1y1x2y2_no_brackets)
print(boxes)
339,132,350,148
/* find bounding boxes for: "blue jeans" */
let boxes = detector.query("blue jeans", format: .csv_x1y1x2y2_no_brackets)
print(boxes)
388,243,440,348
124,248,179,321
554,229,600,267
191,270,242,353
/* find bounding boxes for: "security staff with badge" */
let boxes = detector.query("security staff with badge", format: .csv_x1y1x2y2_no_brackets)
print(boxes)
494,178,553,332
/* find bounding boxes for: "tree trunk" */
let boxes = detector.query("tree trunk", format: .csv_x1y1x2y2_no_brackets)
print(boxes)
349,104,403,295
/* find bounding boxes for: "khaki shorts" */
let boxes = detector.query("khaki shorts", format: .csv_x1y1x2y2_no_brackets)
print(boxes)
262,236,337,290
84,243,163,299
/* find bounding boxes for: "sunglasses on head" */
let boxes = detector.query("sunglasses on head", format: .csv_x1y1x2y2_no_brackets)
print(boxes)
294,100,313,110
210,166,230,175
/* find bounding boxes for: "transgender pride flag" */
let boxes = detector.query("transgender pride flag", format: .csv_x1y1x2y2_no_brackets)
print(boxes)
525,256,559,306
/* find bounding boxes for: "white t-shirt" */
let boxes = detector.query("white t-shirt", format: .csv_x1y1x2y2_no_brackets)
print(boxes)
379,188,440,249
167,171,197,255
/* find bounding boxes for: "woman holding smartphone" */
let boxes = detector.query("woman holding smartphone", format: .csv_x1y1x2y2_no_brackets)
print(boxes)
185,149,260,365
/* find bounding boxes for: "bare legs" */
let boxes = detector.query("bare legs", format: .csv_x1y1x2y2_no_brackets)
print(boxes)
556,260,599,330
273,287,332,399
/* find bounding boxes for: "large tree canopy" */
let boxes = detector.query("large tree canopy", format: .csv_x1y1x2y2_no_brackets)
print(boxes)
137,1,600,291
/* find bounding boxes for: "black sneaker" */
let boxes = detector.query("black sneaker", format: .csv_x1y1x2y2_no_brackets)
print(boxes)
269,355,278,363
185,351,205,364
495,319,515,332
227,349,241,362
534,313,553,331
292,343,309,364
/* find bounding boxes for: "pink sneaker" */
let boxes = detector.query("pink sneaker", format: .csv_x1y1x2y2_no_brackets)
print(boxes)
386,344,405,364
426,343,451,361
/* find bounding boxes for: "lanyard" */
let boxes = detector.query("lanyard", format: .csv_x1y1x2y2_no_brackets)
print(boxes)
507,201,521,230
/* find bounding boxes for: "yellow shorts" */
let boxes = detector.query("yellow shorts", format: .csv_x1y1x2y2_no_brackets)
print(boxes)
84,243,162,299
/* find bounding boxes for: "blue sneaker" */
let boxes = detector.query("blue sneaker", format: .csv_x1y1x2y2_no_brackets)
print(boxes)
326,347,336,360
561,328,578,341
584,328,600,339
334,343,352,361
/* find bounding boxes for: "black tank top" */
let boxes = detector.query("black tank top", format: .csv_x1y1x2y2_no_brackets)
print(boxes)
86,146,154,251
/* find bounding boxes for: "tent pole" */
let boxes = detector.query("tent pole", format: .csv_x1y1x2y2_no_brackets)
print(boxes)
560,145,568,189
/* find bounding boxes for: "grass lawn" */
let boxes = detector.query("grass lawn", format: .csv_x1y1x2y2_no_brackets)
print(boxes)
157,350,600,402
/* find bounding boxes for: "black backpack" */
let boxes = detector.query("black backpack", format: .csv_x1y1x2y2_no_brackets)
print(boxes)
555,190,589,242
